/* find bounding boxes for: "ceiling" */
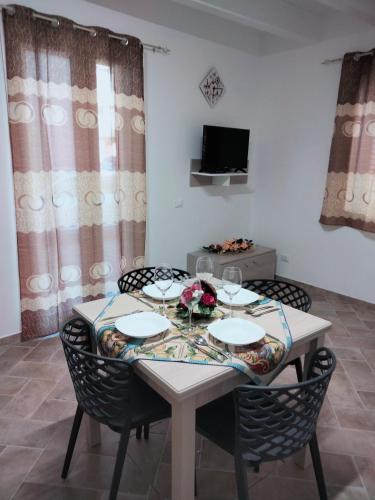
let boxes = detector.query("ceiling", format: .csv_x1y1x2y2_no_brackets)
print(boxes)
86,0,375,55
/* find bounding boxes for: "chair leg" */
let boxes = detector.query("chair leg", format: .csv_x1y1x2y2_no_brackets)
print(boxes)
309,433,328,500
109,426,131,500
61,405,84,479
144,423,150,440
136,425,142,440
293,357,304,382
234,453,250,500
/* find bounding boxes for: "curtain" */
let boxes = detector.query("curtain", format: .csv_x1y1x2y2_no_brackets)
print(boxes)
320,49,375,233
3,5,146,340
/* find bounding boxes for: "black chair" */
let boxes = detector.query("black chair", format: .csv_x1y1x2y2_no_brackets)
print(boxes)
118,266,190,294
60,318,171,500
243,279,312,382
196,347,336,500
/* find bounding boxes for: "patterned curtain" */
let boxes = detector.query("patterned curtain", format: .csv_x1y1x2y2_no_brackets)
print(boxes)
3,6,146,340
320,49,375,233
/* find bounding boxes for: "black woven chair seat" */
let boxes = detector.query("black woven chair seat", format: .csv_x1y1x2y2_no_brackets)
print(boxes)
108,376,170,432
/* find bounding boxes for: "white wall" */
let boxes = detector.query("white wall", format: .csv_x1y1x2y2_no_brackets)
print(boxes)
0,0,258,337
0,21,21,338
254,29,375,304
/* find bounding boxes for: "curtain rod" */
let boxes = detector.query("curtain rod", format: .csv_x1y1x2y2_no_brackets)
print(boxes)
322,49,374,65
1,4,171,55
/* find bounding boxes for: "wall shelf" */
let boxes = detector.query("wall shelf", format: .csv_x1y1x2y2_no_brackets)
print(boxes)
190,160,248,186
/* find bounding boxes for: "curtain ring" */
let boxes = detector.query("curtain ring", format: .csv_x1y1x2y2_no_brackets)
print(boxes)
121,38,129,46
90,30,97,37
51,19,60,28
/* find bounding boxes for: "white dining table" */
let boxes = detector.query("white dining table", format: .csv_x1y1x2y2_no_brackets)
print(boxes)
73,291,331,500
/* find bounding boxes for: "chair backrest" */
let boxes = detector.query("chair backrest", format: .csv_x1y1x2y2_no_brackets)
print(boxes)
234,347,336,464
60,318,133,428
243,279,311,312
118,266,191,293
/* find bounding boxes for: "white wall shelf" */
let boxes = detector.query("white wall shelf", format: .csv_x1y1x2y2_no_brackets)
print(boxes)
190,160,248,186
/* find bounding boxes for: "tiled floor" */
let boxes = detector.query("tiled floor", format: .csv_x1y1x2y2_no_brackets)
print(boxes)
0,283,375,499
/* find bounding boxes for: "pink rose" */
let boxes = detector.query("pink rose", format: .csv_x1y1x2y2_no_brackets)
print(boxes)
180,288,193,306
201,293,215,307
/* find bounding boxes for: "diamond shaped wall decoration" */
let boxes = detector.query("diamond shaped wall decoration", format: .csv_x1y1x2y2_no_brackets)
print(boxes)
199,68,225,108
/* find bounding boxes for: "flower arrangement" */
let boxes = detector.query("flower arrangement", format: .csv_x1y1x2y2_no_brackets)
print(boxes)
203,238,253,254
176,280,217,319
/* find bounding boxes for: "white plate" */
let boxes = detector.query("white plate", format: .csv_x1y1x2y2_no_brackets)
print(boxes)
208,318,265,346
115,312,171,338
142,282,184,301
217,288,260,306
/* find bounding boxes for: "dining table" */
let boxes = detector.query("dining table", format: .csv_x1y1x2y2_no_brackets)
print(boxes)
73,284,331,500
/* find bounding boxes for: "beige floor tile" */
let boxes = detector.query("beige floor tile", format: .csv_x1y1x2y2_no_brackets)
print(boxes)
341,360,375,392
0,417,58,448
0,379,57,419
0,446,43,499
331,347,365,361
277,452,362,487
0,346,32,373
358,391,375,409
248,475,320,500
8,361,64,381
0,375,28,396
13,482,103,500
48,374,76,401
327,371,364,408
354,456,375,499
31,398,77,422
317,426,375,458
327,485,370,500
334,407,375,431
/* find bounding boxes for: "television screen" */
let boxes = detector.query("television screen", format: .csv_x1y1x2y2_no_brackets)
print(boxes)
201,125,250,173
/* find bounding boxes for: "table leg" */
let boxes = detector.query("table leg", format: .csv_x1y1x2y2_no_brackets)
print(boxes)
84,324,101,447
294,336,325,469
171,398,196,500
84,414,101,447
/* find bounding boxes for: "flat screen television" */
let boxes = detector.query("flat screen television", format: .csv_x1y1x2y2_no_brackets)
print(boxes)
201,125,250,173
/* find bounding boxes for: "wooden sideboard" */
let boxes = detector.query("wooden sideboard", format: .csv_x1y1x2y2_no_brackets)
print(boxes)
187,245,276,281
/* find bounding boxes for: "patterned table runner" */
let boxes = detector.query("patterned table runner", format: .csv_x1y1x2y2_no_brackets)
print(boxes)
95,291,293,385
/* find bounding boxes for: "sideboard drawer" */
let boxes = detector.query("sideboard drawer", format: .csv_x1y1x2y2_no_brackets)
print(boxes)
229,252,276,281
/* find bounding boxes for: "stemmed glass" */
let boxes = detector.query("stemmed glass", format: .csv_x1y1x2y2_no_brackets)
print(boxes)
222,267,242,318
183,277,203,332
195,256,214,282
154,264,174,316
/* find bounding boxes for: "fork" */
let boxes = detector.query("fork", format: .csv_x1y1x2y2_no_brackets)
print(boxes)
186,339,222,362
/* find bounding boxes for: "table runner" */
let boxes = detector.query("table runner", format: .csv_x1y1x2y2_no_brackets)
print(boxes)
95,291,293,385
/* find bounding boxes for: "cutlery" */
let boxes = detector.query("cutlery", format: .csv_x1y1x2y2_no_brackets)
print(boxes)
246,304,275,313
101,310,143,322
139,334,183,353
186,339,220,362
248,307,279,317
193,334,229,359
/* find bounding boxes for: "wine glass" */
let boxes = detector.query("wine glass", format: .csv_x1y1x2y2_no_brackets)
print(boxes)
182,277,203,332
154,264,174,316
196,256,214,282
222,267,242,318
